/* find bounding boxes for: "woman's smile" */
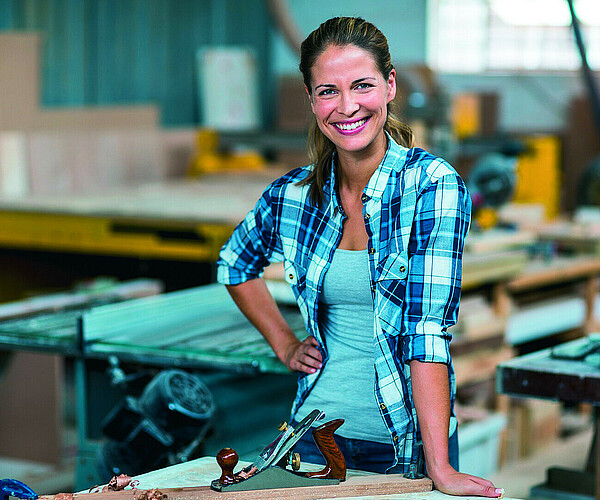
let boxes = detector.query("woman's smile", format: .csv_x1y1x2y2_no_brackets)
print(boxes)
333,117,370,134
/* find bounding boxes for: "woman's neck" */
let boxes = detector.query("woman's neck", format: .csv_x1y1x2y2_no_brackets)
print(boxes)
336,133,387,195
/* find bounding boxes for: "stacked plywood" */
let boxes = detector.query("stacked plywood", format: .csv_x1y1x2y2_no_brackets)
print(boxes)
0,33,163,197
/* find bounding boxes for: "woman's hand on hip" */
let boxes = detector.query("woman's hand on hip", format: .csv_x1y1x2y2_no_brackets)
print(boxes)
283,336,322,374
430,465,504,498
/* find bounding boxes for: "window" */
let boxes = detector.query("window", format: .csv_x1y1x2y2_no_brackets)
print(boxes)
427,0,600,72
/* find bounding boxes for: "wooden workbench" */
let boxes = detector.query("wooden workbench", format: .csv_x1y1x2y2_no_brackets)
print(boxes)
493,255,600,346
497,337,600,499
0,174,281,262
61,457,518,500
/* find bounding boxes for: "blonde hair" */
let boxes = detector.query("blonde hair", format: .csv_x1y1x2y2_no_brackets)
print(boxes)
298,17,414,205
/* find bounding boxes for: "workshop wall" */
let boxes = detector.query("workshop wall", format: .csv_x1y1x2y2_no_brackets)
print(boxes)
0,0,585,133
0,0,272,126
270,0,428,72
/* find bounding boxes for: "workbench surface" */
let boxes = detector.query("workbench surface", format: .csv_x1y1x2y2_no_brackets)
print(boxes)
0,175,275,224
0,175,280,262
84,457,518,500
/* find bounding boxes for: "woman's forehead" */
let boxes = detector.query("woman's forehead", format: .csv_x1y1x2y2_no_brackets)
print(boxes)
311,44,380,84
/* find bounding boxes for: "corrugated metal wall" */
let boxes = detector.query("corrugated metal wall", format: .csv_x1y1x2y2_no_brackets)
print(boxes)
0,0,272,126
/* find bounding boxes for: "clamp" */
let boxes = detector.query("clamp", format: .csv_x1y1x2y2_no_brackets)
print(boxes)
0,479,38,500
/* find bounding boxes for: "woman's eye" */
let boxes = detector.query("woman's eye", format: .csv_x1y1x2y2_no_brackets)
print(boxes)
355,83,373,90
318,88,336,96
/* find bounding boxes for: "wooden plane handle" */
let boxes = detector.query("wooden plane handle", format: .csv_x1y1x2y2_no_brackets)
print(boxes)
216,447,238,485
305,418,346,480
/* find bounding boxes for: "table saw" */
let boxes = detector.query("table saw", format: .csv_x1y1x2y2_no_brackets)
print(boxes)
0,283,307,489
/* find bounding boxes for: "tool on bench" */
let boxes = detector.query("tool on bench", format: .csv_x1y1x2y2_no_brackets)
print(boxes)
211,409,347,492
0,480,38,500
551,332,600,366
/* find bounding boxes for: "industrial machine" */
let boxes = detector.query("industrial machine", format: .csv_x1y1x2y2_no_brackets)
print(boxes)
468,153,517,210
97,369,215,481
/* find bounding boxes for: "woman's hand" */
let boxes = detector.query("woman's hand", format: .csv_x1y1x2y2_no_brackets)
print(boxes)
282,336,323,373
429,465,504,498
225,280,319,373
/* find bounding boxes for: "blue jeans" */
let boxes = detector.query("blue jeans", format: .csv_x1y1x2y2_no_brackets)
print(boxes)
291,421,459,474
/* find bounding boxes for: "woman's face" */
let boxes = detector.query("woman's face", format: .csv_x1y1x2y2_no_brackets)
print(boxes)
307,44,396,159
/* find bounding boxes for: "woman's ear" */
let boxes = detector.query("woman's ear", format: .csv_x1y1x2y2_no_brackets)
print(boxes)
305,85,316,114
386,69,397,104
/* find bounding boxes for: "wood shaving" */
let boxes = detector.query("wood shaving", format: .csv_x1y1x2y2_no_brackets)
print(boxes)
107,474,134,491
54,494,73,500
88,474,140,494
133,488,167,500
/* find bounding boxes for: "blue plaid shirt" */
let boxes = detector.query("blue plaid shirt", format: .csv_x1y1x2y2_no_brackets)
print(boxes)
217,136,471,471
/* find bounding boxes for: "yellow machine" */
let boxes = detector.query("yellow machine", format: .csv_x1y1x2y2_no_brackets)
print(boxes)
512,135,561,220
187,129,266,176
469,134,561,229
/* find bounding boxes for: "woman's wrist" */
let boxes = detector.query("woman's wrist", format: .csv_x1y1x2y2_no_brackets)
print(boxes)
425,457,455,482
277,338,301,367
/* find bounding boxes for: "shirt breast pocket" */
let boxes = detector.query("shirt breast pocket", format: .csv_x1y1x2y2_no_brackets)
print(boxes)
375,252,409,336
284,259,307,298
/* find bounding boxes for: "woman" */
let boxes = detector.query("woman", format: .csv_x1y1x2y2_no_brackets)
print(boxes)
217,16,503,498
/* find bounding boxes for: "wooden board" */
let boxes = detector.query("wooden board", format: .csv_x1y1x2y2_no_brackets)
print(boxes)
41,474,432,500
506,255,600,293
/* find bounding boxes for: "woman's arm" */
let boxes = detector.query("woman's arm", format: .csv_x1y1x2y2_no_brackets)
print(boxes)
410,360,503,498
226,278,322,373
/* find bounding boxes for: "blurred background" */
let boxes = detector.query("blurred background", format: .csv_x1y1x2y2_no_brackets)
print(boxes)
0,1,599,499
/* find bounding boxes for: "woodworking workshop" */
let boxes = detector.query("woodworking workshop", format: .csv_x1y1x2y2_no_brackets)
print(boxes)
1,1,600,499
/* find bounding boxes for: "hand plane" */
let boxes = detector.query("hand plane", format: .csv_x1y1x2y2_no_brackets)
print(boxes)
210,409,346,492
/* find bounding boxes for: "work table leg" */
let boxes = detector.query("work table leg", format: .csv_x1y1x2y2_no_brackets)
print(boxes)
584,277,599,334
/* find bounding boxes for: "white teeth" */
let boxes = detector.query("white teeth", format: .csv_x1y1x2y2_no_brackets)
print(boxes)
335,118,367,131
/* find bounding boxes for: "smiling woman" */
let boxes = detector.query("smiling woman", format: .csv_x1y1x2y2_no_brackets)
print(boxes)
216,17,503,499
307,45,394,162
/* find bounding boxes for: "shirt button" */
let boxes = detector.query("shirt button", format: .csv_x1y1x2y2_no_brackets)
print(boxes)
399,265,406,273
369,247,376,254
380,403,386,410
361,194,368,202
393,435,399,442
288,273,294,280
364,213,370,220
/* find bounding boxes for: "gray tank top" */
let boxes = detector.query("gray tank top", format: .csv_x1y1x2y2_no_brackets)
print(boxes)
294,248,391,444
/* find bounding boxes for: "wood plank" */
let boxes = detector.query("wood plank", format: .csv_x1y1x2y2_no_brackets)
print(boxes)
506,256,600,293
41,474,432,500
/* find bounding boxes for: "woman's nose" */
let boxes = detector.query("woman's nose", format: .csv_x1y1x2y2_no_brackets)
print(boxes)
338,92,359,116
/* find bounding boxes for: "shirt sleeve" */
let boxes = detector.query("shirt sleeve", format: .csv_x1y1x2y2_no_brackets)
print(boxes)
401,172,471,364
216,188,284,285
